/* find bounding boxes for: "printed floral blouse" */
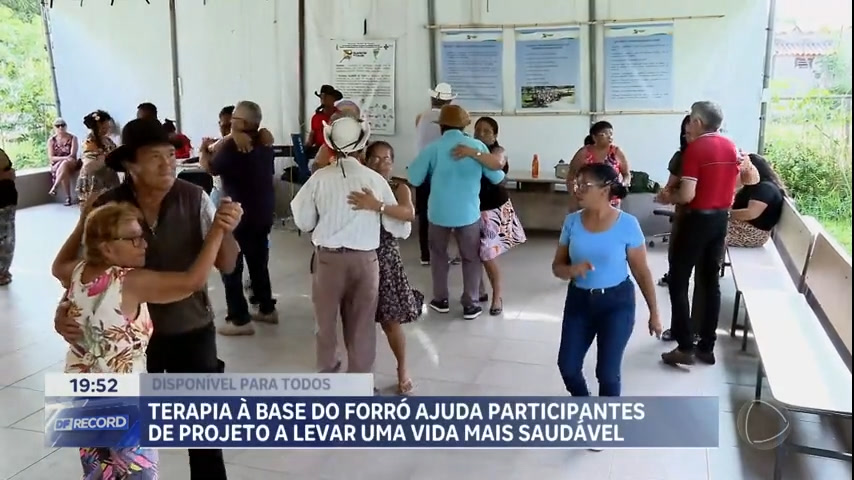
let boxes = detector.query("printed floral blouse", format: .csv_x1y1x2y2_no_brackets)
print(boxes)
64,262,153,374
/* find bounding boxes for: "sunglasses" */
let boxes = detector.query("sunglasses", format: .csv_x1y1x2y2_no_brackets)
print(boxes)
55,123,67,127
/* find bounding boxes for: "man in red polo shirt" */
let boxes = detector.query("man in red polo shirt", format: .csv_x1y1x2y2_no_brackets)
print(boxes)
305,85,342,158
662,101,739,367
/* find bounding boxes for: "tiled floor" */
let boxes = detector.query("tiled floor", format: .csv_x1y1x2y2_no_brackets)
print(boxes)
0,204,850,479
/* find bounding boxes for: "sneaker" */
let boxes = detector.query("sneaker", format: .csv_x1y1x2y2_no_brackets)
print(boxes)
661,348,695,366
462,305,483,320
695,350,716,365
429,299,450,313
253,309,279,324
420,259,430,266
218,322,255,336
449,256,461,265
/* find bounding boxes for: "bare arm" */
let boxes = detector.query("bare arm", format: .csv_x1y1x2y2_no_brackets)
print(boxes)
52,219,86,288
383,183,415,222
69,136,79,159
615,147,630,181
551,243,572,280
627,245,658,317
731,201,767,222
258,128,275,147
122,227,225,305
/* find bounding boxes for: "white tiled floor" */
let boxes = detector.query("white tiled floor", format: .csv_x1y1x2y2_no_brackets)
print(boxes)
0,204,850,479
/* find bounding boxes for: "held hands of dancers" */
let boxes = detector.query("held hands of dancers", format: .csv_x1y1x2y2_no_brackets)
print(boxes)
553,260,594,281
214,197,243,232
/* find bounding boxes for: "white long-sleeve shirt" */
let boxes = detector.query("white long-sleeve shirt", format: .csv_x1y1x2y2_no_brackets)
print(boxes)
290,157,411,250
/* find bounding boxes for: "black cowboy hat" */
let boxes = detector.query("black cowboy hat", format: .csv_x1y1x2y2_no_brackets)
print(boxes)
315,84,343,101
105,118,183,172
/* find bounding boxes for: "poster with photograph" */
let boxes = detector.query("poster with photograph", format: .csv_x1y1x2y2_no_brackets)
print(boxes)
515,27,582,112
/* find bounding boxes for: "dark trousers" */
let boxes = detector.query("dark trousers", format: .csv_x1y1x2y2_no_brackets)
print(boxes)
558,279,635,397
428,221,482,306
222,222,275,325
415,184,430,261
146,323,227,480
668,210,728,353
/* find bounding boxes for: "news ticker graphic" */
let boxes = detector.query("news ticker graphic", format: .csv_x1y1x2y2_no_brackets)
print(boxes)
44,374,719,449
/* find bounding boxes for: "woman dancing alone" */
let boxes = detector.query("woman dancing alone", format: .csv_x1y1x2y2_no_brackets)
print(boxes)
348,141,424,395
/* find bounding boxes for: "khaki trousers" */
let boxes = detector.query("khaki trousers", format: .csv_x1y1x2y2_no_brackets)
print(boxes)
312,248,379,373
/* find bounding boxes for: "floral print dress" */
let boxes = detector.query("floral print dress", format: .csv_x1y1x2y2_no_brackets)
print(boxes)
76,135,120,207
64,262,158,479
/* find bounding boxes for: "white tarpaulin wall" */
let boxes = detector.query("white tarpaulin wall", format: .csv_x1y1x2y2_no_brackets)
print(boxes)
46,0,769,180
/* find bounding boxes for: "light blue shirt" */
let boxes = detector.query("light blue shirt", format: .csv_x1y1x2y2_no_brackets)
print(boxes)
558,210,645,289
408,130,505,227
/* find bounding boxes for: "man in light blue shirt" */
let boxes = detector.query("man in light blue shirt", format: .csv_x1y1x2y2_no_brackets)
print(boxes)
408,104,505,320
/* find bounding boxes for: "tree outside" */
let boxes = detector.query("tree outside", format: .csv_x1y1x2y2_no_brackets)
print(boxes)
0,1,56,170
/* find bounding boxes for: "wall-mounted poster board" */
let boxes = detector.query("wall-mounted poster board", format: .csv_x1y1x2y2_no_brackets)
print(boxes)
333,39,396,135
439,29,504,112
604,23,674,111
514,27,582,112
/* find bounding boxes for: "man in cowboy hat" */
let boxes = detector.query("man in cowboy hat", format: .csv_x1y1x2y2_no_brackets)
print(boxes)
52,117,241,479
415,83,460,266
408,104,505,320
291,116,410,375
306,84,344,158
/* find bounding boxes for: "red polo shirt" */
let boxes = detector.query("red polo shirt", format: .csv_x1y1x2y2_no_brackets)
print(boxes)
681,133,739,210
310,108,338,147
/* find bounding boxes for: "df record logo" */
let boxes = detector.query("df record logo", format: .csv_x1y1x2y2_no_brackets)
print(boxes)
736,399,792,450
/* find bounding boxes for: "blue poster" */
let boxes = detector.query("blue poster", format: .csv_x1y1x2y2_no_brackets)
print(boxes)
604,23,674,111
440,30,504,112
515,27,581,111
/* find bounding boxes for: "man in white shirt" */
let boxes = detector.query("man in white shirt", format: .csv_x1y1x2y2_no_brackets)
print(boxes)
415,83,460,266
291,117,410,374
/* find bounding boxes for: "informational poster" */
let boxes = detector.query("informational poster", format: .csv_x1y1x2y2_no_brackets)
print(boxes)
439,30,504,112
604,23,674,111
333,40,396,135
515,27,582,112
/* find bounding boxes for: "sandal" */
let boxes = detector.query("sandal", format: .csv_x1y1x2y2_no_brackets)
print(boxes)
64,198,72,206
397,378,414,396
489,298,503,316
0,275,11,287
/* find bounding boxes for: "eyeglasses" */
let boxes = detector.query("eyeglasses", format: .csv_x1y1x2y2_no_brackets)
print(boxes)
114,236,146,247
55,124,67,127
573,180,609,192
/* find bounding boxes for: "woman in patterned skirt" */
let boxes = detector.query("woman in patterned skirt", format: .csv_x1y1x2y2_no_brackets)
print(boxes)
473,117,526,315
348,141,423,395
76,110,120,206
0,147,17,286
51,200,235,479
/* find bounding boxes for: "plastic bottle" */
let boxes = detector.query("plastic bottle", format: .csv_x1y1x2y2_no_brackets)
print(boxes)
531,154,540,179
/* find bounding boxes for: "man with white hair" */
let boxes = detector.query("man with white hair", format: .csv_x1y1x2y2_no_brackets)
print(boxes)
291,116,410,374
661,101,739,368
415,83,459,266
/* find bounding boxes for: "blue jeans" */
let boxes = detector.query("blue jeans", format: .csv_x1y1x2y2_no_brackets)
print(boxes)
557,278,635,397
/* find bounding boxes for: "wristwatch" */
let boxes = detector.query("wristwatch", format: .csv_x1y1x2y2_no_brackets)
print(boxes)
379,203,386,214
476,151,483,158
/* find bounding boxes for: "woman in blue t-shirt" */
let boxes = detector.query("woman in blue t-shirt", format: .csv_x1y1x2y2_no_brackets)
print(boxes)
551,163,662,397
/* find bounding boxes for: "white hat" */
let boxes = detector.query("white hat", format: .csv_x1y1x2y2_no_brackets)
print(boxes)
322,116,371,154
429,83,457,100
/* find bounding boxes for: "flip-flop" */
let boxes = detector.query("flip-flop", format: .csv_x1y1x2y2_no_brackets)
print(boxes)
489,298,503,316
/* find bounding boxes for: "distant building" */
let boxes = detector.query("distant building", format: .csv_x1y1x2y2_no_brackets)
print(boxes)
771,27,849,96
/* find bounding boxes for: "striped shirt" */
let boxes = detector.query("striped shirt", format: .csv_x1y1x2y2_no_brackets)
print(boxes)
291,157,411,250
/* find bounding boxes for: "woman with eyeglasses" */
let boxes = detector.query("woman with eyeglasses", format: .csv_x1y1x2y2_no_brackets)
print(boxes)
51,199,237,478
47,118,80,205
552,163,661,400
347,141,423,395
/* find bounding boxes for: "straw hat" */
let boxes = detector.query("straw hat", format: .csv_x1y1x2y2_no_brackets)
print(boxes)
434,104,471,129
322,116,371,154
429,82,457,101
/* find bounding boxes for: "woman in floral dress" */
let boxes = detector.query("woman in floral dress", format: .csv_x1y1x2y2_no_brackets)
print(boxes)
348,141,423,395
52,200,234,479
77,110,120,206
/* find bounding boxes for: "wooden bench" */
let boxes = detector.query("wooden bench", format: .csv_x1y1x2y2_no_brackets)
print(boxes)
743,232,852,480
728,199,817,350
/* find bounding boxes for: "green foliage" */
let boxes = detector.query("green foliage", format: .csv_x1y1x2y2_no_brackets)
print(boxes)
0,3,55,169
764,87,852,252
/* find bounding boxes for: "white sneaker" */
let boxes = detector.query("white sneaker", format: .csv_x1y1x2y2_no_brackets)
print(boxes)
217,322,255,336
253,309,279,324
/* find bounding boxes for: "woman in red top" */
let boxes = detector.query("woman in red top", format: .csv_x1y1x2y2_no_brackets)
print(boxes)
306,84,343,158
567,121,631,209
163,119,192,160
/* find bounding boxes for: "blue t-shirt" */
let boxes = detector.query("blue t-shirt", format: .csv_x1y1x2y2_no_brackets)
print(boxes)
407,130,505,227
558,210,645,289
